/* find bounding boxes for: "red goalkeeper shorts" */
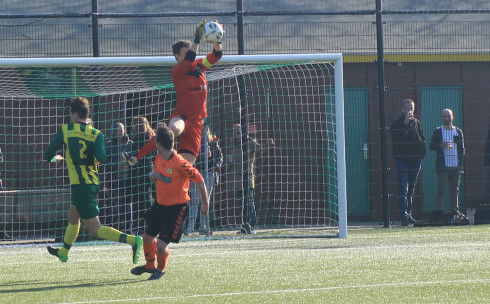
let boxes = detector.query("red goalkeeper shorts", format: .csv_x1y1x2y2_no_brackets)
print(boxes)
169,112,203,158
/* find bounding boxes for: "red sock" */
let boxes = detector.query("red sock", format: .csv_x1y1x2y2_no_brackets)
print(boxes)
136,137,156,160
156,247,170,271
144,240,157,270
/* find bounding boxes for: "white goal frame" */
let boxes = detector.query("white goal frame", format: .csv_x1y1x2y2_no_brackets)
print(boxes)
0,53,347,238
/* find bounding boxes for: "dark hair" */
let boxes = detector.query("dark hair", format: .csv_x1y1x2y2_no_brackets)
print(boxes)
172,40,191,55
155,125,174,150
70,97,90,119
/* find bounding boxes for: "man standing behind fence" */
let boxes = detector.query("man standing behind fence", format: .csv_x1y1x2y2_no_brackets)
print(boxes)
390,99,426,226
485,124,490,202
429,108,465,211
0,146,15,241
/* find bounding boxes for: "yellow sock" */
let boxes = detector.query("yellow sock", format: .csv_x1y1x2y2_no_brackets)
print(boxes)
97,226,136,245
59,223,80,256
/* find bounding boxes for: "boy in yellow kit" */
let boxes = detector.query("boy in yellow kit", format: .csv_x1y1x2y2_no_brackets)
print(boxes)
44,97,142,263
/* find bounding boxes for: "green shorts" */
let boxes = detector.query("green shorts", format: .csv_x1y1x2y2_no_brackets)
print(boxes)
71,184,100,220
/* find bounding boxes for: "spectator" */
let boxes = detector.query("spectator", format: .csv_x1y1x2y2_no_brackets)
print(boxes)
429,108,465,210
105,123,133,234
0,147,3,190
227,124,274,234
186,126,223,235
128,116,156,234
0,147,15,241
485,124,490,201
389,99,426,226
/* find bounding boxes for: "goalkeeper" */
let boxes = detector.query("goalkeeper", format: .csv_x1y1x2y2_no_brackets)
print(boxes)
130,124,209,280
44,97,142,264
122,20,223,166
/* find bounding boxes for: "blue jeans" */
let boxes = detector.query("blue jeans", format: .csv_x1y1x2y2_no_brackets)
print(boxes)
187,171,215,233
487,167,490,201
395,159,421,220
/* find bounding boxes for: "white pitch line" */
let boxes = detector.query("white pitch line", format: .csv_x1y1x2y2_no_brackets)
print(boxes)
47,278,490,304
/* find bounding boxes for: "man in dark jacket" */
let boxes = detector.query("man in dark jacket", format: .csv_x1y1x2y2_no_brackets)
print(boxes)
429,108,464,211
485,124,490,201
0,147,15,240
390,99,426,226
105,123,133,233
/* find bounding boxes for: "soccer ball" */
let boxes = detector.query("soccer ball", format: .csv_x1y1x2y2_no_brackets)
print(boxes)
203,21,224,44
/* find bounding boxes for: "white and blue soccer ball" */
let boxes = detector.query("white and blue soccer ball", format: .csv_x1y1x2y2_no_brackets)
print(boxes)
203,21,224,44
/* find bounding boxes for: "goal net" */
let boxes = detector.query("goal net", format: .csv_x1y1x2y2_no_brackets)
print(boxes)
0,53,346,242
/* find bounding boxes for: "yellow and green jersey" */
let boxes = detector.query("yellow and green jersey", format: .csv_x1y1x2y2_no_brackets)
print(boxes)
45,123,107,185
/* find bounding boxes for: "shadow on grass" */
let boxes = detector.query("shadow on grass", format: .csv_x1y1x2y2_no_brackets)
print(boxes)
0,278,144,294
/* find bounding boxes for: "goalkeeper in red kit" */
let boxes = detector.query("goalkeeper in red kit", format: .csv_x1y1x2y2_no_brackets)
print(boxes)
123,20,223,166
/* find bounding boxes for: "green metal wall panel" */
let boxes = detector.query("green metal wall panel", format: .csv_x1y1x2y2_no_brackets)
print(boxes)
345,87,370,215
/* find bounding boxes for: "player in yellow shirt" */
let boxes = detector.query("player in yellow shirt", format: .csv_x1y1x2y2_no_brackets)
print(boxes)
44,97,142,263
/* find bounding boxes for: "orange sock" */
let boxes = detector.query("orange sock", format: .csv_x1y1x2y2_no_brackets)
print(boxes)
156,247,170,271
144,240,157,270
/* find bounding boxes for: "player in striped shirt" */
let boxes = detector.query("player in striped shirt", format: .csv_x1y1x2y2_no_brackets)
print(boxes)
44,97,142,264
130,124,209,280
122,20,223,166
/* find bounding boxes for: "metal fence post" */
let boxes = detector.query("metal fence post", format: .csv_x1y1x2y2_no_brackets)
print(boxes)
92,0,100,57
237,0,245,55
376,0,391,228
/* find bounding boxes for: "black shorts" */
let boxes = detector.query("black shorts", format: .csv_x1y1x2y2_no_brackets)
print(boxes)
145,202,189,244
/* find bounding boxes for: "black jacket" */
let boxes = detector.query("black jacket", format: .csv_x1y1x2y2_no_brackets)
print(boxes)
429,126,465,172
195,138,223,174
390,114,426,162
485,124,490,168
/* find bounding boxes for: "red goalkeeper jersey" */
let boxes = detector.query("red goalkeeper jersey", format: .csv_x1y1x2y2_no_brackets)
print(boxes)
171,49,222,120
153,151,204,206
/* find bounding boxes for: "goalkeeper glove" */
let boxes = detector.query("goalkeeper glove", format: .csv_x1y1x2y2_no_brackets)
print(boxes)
121,151,138,167
194,19,206,44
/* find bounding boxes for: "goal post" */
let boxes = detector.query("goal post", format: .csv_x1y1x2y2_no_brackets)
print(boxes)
0,53,347,242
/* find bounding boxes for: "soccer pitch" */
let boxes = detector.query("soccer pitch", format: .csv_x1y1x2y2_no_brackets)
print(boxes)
1,225,489,304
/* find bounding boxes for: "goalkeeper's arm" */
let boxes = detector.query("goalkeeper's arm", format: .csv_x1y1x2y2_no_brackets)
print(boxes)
191,20,206,53
122,136,156,166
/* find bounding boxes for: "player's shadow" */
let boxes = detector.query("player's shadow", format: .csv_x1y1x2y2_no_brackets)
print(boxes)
0,278,145,294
